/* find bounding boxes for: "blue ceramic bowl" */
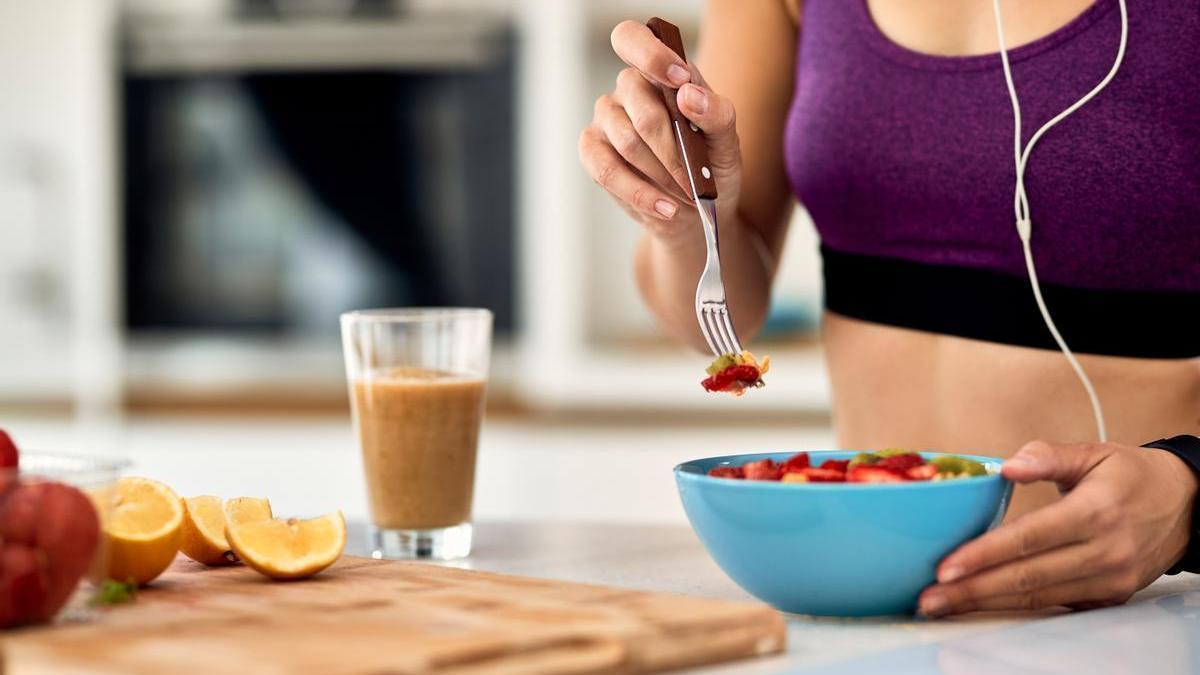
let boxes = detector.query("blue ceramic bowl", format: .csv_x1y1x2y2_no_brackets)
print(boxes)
675,451,1013,617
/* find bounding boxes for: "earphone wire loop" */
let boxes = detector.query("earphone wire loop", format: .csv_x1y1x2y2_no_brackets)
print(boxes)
991,0,1127,443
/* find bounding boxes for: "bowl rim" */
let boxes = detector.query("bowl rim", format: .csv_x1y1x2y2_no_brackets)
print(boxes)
675,450,1007,491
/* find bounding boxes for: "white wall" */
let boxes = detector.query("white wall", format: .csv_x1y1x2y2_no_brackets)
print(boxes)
0,0,120,413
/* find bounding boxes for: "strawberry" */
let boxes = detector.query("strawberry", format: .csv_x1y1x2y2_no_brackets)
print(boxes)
780,453,810,474
701,365,763,393
848,466,907,483
0,430,18,470
819,459,851,473
708,466,744,479
798,467,846,483
905,464,939,481
742,459,783,481
875,453,924,472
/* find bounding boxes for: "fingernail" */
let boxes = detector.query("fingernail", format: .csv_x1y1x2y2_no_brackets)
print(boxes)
1005,456,1034,471
682,85,708,114
654,200,677,219
667,63,691,86
920,592,948,617
939,565,964,583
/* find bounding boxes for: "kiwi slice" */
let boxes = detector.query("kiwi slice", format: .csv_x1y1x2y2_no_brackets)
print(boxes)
705,354,737,376
931,456,987,477
848,452,879,468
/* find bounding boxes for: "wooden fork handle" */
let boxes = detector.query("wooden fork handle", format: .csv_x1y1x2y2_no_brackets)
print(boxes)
646,17,718,200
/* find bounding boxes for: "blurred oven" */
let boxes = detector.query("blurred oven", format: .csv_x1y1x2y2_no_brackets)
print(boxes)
121,8,516,347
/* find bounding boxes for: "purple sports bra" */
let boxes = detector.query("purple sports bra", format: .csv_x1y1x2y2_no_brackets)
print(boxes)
783,0,1200,358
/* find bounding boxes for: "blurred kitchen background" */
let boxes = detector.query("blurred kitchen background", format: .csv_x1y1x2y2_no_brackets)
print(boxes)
0,0,833,526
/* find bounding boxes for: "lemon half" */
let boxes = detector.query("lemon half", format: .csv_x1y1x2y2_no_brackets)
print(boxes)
100,477,185,586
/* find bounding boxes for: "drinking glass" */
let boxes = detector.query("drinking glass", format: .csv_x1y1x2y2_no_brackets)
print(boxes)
341,308,491,560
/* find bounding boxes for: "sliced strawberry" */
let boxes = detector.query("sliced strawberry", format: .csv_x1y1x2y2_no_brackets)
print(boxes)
798,467,846,483
780,453,810,474
701,365,763,393
0,430,18,469
905,464,939,481
742,459,783,481
708,466,744,479
819,459,851,473
848,466,907,483
875,453,924,472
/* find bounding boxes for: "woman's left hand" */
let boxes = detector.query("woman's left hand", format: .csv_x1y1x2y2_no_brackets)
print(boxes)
918,440,1198,617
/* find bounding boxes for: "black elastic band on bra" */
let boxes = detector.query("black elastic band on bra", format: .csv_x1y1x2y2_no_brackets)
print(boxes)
821,245,1200,359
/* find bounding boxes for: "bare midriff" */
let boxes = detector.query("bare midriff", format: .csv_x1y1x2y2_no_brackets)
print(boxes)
822,312,1200,519
352,368,487,530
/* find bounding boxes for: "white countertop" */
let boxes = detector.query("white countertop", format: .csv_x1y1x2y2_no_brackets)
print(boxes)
13,414,1198,672
8,413,835,526
379,521,1200,674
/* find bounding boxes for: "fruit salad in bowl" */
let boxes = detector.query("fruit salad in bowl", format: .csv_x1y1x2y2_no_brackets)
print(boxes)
0,430,129,627
675,450,1012,616
706,449,991,483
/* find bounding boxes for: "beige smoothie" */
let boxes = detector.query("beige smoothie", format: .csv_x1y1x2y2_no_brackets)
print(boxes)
352,368,486,530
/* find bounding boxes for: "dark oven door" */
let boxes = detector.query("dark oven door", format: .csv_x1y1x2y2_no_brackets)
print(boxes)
122,13,516,340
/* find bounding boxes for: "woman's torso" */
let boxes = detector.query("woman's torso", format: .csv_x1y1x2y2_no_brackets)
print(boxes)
783,0,1200,515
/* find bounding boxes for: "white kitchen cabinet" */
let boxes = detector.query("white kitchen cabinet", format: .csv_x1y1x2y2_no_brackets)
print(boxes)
0,0,121,413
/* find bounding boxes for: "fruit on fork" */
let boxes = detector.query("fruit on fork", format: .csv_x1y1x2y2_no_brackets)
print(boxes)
701,351,770,396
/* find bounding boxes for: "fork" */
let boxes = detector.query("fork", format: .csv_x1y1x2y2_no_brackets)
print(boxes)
646,18,743,357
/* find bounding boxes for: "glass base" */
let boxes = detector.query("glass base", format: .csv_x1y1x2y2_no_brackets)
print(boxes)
370,522,473,561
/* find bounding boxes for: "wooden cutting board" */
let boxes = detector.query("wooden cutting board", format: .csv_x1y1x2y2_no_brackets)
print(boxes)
4,556,786,674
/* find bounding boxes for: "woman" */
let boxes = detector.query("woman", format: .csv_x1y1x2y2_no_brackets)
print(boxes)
579,0,1200,617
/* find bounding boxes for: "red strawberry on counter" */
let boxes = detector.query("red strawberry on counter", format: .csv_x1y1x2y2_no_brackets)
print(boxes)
0,429,18,470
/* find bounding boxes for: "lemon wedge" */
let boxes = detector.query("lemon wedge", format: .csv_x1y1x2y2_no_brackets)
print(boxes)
180,496,272,566
226,512,345,580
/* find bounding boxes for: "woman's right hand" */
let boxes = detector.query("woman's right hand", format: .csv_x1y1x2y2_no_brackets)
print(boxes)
579,20,745,242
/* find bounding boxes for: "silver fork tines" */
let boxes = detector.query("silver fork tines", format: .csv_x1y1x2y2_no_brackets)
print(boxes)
700,302,741,356
692,197,743,357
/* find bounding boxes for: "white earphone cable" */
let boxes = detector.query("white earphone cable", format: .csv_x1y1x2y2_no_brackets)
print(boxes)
990,0,1128,443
